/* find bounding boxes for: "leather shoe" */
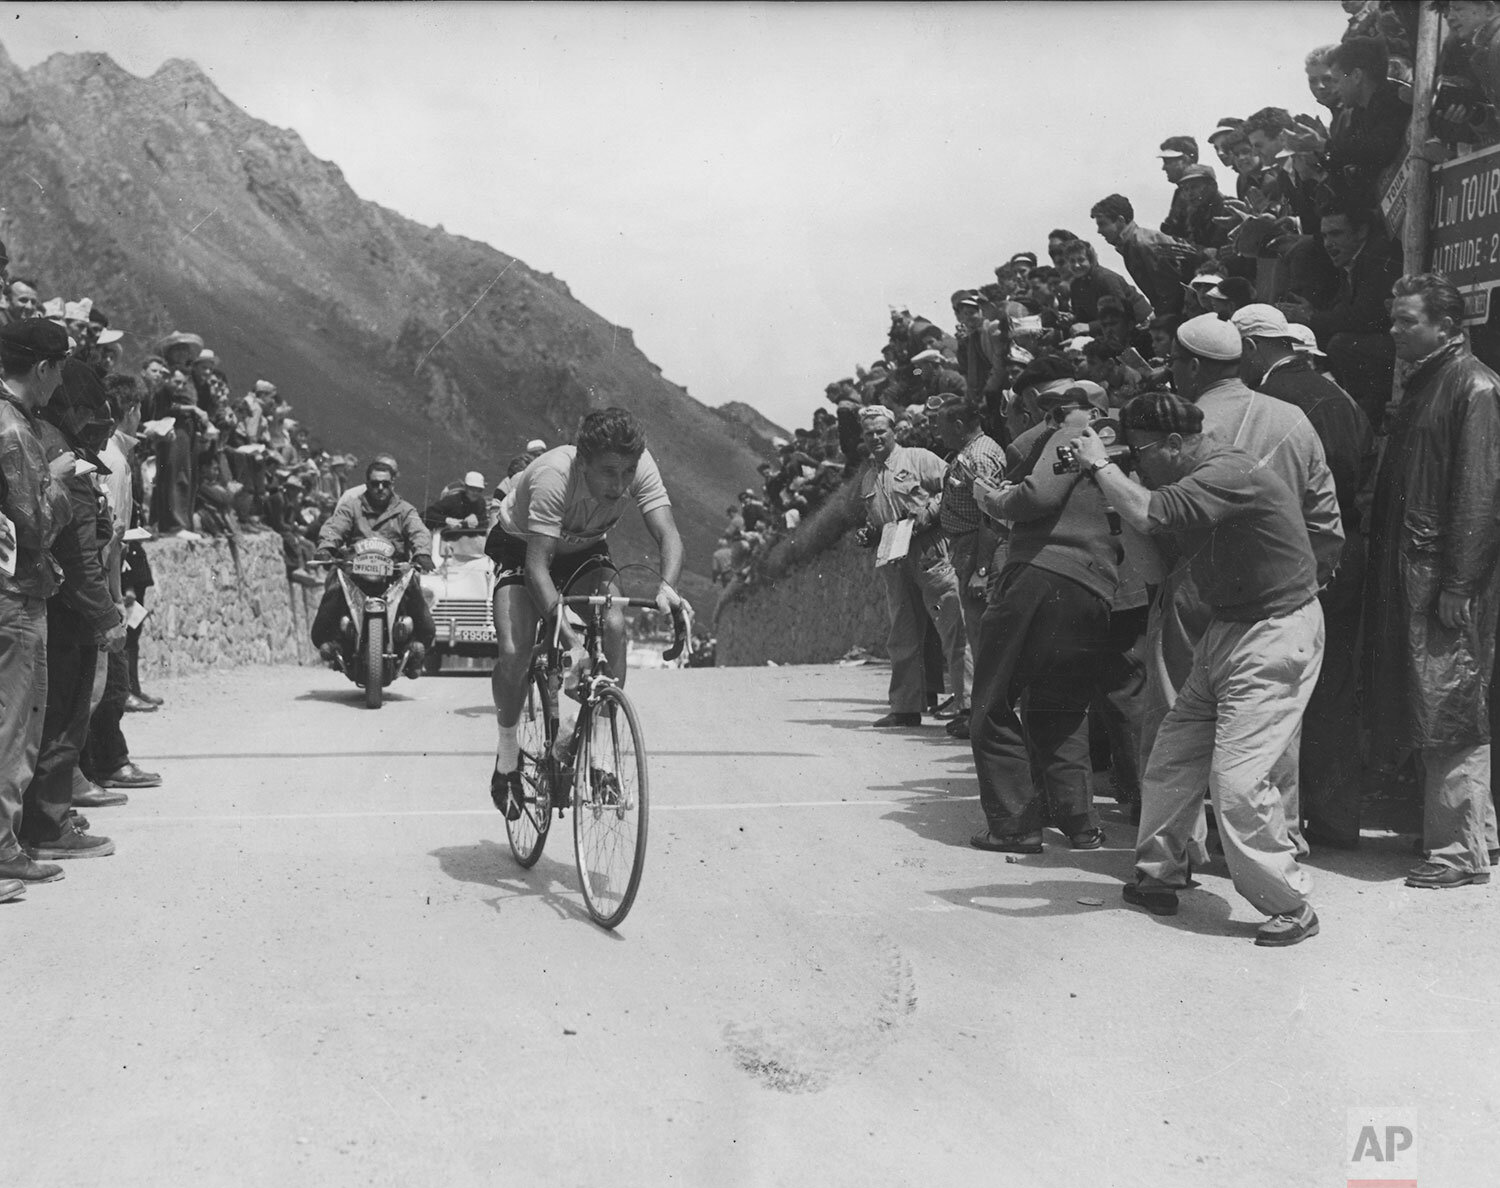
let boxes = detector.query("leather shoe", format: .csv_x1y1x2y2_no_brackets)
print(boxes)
100,762,162,789
1070,825,1106,850
134,690,164,706
123,693,158,713
1122,882,1179,916
403,642,427,679
0,879,25,903
1255,906,1320,946
871,712,921,728
0,852,65,883
24,821,115,861
1405,860,1491,889
931,695,962,720
945,716,970,740
970,829,1043,854
74,783,129,807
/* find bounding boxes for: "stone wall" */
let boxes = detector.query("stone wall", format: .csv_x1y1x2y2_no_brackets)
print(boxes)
716,536,888,666
137,531,319,680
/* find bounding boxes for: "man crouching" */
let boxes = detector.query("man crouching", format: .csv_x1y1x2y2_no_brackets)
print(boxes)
1070,391,1323,947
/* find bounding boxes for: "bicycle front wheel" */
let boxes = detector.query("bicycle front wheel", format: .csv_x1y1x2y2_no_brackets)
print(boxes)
573,684,649,928
506,671,553,868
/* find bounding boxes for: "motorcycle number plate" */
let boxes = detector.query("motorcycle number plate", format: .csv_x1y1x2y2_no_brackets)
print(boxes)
351,555,393,579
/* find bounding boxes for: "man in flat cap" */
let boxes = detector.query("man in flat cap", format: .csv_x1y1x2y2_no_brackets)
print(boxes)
0,320,78,892
855,403,965,728
1071,391,1323,946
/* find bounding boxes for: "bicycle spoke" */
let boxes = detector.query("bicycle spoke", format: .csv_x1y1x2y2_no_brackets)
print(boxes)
573,687,648,928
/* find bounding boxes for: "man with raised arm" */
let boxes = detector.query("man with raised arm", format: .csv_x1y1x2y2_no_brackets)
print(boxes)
484,408,686,820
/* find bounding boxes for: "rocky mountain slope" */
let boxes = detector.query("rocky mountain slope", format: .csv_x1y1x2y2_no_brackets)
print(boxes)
0,43,765,598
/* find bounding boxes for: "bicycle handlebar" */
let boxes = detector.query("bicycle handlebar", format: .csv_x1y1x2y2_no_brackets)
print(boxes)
554,595,692,662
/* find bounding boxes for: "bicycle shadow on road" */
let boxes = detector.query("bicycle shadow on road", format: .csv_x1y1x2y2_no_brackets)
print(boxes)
428,839,619,935
930,876,1244,937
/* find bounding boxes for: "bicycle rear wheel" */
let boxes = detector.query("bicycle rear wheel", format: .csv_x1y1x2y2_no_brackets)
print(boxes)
506,671,553,867
573,684,649,928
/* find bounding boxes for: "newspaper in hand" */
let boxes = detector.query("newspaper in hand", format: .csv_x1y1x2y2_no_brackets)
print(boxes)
0,509,15,578
875,518,913,567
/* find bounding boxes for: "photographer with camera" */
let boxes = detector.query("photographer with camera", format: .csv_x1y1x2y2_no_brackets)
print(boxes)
1071,391,1322,946
964,385,1122,855
854,404,965,729
1138,314,1341,859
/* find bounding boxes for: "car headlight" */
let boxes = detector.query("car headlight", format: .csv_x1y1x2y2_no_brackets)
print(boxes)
421,585,437,607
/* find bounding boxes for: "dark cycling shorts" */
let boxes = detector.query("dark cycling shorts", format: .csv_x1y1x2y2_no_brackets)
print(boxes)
484,523,616,593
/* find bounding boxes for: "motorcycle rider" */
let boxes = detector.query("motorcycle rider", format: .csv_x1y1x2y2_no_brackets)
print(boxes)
311,459,435,678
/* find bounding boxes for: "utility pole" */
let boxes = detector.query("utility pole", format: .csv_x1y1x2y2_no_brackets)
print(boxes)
1403,5,1442,275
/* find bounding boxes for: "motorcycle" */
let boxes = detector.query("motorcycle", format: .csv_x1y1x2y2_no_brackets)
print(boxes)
313,537,421,709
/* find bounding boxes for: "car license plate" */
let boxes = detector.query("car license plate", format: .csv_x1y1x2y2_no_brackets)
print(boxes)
454,627,492,642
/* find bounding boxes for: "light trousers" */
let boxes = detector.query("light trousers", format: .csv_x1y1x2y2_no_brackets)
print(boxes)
1135,600,1323,918
879,536,966,715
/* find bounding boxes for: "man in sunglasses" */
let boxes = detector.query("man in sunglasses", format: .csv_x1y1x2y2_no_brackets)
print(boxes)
312,459,435,676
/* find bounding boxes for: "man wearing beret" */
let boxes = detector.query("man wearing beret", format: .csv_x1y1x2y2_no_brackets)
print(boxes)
855,403,965,728
0,320,80,891
1071,391,1322,946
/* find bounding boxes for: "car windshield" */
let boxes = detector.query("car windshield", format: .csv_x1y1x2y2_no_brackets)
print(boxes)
442,534,487,561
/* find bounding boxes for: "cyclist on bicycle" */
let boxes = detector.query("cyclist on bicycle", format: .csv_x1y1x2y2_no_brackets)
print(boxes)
485,407,686,818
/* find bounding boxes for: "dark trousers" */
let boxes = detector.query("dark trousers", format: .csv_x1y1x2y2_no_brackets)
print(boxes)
81,647,131,781
1327,332,1396,430
1300,593,1364,839
22,611,97,844
126,623,143,695
970,564,1110,835
1092,604,1149,803
311,582,435,650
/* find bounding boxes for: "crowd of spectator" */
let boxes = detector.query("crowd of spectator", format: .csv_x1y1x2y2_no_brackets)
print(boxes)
0,229,400,898
714,1,1500,943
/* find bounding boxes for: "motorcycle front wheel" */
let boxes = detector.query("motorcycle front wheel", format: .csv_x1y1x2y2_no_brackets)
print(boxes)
365,617,384,709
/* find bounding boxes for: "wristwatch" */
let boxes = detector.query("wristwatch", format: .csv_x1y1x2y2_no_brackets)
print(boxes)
1088,457,1114,476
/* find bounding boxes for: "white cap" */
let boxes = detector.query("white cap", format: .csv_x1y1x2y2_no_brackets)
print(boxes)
1285,323,1327,357
525,438,546,452
463,470,485,489
1230,303,1294,340
1177,312,1243,361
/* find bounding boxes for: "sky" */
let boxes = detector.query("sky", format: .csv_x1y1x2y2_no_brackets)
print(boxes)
2,1,1346,432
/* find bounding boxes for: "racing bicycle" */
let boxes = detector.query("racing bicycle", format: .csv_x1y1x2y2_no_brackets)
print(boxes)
505,592,688,929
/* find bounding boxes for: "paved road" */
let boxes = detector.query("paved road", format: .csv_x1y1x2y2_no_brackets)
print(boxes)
7,660,1498,1187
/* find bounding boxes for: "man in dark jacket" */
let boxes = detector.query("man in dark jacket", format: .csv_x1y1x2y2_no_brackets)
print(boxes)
1060,239,1152,330
1324,36,1412,208
1279,205,1401,427
1236,304,1375,848
21,359,125,861
1090,194,1203,316
965,387,1120,854
1366,274,1500,889
0,320,76,890
423,471,489,530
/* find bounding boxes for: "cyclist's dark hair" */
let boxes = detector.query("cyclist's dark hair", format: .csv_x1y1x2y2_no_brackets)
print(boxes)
576,407,646,462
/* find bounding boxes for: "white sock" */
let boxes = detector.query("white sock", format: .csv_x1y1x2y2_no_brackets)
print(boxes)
495,723,519,773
